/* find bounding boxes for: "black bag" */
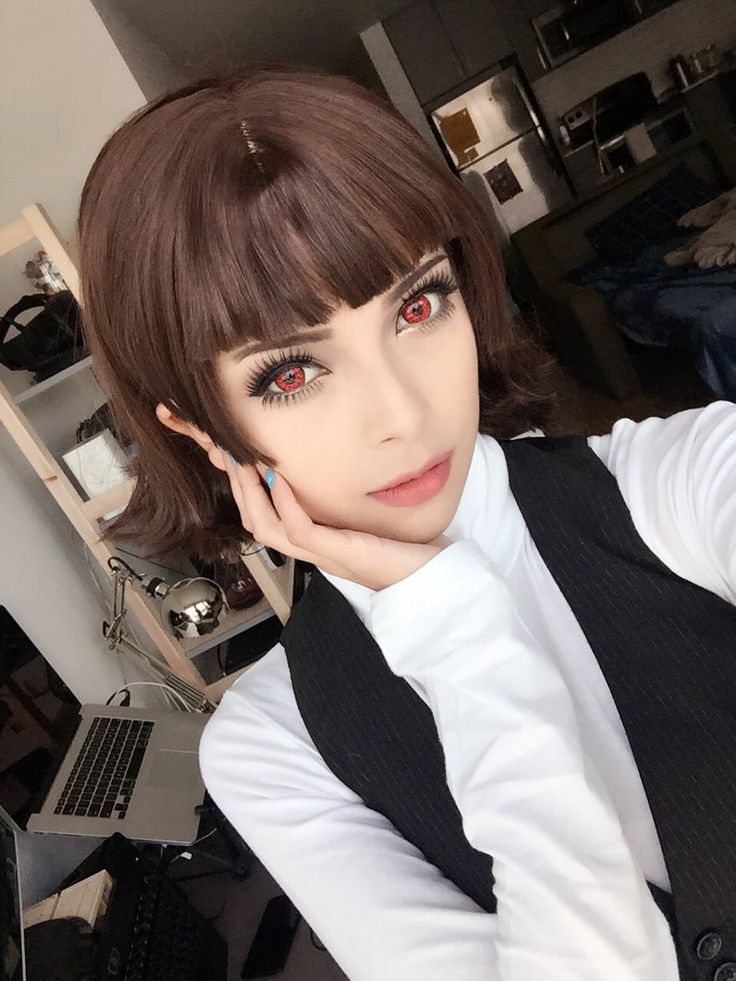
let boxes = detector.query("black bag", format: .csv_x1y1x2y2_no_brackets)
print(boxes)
0,290,86,382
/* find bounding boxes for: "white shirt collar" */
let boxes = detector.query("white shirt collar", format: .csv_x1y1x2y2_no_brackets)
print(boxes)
320,433,527,622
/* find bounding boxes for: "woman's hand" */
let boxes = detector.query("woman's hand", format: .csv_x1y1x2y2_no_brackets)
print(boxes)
221,454,451,592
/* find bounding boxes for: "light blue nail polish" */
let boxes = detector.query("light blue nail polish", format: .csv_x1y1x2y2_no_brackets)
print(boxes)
265,468,275,489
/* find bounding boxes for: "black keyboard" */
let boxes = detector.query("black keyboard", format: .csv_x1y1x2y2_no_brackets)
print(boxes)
54,717,154,820
85,835,228,981
124,870,212,981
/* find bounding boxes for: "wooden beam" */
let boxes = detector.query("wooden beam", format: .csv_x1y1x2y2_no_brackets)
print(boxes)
240,548,294,625
21,204,80,298
81,478,136,521
205,665,252,703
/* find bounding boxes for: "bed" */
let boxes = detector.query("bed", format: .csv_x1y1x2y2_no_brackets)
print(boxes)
512,136,736,400
571,235,736,400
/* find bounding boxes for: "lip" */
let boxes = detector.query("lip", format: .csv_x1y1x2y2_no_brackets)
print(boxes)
368,452,452,507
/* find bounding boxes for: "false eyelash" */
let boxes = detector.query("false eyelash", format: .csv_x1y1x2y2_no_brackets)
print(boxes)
246,347,315,398
399,269,459,307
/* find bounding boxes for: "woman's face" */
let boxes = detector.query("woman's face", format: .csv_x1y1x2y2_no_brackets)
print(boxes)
216,250,480,545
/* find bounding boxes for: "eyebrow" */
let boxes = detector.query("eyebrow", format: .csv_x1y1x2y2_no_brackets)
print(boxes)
230,252,448,362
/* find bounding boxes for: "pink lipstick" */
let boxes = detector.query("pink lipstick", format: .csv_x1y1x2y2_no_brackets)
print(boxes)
368,452,452,507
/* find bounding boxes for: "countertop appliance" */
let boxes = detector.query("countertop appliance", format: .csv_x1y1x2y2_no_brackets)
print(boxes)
534,0,640,69
561,72,657,151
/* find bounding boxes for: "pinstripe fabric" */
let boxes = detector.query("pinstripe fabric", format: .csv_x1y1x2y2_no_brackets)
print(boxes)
282,568,497,913
502,435,736,980
282,436,736,978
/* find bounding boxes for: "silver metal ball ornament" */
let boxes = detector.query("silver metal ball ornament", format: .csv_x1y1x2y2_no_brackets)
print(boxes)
143,575,229,639
103,557,229,712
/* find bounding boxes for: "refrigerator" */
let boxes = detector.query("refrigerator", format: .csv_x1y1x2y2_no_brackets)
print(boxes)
430,63,572,238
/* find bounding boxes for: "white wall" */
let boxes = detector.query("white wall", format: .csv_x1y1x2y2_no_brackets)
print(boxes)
91,0,188,101
0,0,151,701
532,0,736,123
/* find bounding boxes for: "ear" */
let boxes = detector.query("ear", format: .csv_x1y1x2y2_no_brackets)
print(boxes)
155,402,227,472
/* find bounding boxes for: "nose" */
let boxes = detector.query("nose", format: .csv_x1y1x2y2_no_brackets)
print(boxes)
356,350,432,445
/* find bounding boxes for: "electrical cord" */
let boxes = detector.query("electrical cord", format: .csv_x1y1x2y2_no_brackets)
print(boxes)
216,643,226,675
109,545,192,580
105,680,192,712
106,687,131,707
156,829,231,923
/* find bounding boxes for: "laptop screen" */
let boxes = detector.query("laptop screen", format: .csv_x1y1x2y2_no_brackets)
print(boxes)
0,806,24,981
0,607,80,830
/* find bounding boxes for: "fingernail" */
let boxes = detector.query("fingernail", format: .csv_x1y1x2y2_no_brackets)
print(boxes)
264,468,276,489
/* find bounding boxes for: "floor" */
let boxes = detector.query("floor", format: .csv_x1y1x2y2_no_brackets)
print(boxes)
549,345,715,436
168,846,348,980
170,346,716,980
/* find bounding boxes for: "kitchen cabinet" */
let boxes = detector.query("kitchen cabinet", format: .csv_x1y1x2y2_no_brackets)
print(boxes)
384,0,512,107
383,2,465,106
499,0,681,81
434,0,512,80
494,0,548,83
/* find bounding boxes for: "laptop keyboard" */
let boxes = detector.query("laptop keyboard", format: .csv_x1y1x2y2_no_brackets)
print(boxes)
54,717,154,820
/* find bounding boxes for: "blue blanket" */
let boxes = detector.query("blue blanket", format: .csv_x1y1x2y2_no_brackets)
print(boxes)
570,238,736,400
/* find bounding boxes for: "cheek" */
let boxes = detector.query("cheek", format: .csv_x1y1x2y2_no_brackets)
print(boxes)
235,410,349,521
430,309,479,407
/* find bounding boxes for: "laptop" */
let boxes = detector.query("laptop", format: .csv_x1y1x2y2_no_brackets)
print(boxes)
0,605,208,845
0,805,25,980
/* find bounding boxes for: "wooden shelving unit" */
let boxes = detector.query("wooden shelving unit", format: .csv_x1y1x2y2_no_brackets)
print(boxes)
0,204,294,704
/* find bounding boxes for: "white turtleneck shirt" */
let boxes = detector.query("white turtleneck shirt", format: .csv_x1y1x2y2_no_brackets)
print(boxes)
198,400,736,981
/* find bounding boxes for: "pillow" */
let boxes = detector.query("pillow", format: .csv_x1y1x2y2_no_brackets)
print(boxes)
585,164,721,263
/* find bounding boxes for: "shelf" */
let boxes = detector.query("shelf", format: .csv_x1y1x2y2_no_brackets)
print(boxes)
678,72,718,94
13,355,93,405
180,593,276,658
0,205,295,702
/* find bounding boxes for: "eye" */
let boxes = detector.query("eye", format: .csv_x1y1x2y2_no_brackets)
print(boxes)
266,360,322,397
397,270,459,332
246,349,327,407
398,291,443,327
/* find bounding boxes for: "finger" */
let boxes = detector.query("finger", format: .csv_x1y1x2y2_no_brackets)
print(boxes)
265,470,317,550
231,462,286,547
246,467,331,567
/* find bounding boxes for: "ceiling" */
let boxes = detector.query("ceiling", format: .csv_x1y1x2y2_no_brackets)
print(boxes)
105,0,410,78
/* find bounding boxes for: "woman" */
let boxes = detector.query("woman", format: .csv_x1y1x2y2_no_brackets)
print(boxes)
78,66,736,980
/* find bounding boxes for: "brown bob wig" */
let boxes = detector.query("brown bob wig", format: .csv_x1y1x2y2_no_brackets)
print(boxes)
78,65,554,563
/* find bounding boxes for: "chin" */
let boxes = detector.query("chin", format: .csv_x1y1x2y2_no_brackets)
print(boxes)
363,490,460,544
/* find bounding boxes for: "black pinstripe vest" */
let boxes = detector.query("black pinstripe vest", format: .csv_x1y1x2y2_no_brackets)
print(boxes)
280,436,736,980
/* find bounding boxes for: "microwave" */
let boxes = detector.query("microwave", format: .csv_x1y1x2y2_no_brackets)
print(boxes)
533,0,641,69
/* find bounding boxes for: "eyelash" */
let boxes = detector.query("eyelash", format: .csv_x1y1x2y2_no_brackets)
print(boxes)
246,270,459,408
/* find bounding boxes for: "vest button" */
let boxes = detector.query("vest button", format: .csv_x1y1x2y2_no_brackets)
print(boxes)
695,931,723,960
714,962,736,981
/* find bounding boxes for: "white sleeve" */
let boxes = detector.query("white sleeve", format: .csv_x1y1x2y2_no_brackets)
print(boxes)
588,399,736,605
198,648,499,981
368,541,679,981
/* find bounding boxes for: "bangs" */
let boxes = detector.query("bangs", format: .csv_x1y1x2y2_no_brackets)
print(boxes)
177,134,463,364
